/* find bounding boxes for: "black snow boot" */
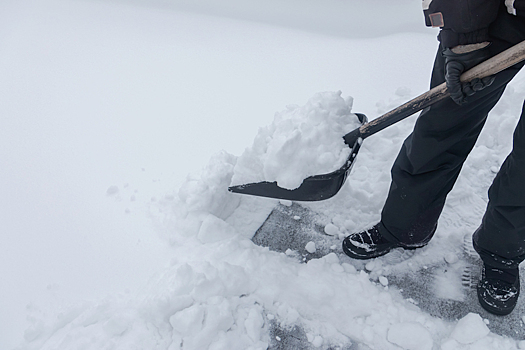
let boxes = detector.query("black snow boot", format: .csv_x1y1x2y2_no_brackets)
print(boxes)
342,224,400,260
477,264,520,316
342,223,434,260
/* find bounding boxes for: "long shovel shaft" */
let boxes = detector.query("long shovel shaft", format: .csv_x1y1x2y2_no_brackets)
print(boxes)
352,40,525,141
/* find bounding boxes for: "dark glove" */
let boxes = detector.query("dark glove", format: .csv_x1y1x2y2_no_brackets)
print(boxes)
443,46,496,105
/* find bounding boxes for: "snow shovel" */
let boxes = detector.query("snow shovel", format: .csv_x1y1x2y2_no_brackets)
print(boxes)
229,40,525,201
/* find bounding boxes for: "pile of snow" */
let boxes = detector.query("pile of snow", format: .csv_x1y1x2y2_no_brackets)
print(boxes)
231,91,361,189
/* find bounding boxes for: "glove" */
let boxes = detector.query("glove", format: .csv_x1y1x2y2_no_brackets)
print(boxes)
443,45,496,105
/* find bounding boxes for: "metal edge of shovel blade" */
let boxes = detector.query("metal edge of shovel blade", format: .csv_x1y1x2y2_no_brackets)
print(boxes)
227,113,367,201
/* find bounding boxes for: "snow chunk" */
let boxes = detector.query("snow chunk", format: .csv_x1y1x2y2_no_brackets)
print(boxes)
379,276,388,286
324,252,339,264
387,322,433,350
450,313,490,344
305,241,316,253
324,223,340,236
365,260,382,272
106,185,119,196
231,91,360,189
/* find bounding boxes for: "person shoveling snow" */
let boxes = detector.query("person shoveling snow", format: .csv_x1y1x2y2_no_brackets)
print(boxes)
231,0,525,317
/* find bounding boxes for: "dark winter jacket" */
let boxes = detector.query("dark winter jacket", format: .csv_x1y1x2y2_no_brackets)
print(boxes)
423,0,525,48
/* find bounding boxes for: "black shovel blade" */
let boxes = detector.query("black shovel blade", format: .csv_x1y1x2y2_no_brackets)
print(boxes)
228,113,367,201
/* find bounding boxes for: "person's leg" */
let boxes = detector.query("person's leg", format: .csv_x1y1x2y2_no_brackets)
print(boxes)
474,101,525,268
471,107,525,315
466,3,525,316
378,2,525,247
379,51,523,246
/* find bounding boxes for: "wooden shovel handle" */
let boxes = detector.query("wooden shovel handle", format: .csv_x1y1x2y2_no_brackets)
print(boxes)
357,40,525,139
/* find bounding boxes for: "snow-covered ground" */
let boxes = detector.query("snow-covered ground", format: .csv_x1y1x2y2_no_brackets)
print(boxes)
3,0,525,349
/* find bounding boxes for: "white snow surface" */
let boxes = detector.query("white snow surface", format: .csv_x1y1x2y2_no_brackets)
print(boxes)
4,0,525,350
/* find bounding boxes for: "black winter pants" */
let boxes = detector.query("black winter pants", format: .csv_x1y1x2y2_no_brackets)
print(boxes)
378,7,525,269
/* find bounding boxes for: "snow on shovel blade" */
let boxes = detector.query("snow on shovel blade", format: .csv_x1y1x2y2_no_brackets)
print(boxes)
228,113,367,201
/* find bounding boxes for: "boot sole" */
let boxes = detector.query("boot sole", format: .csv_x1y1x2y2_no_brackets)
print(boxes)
477,291,517,316
341,224,436,260
341,239,428,260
